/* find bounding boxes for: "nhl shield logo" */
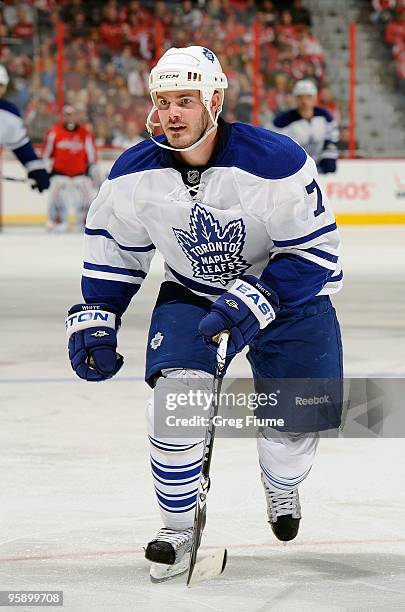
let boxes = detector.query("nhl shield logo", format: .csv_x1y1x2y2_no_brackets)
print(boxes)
173,203,250,286
187,170,200,184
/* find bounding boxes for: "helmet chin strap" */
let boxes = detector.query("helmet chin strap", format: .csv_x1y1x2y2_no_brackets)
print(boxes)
145,105,219,153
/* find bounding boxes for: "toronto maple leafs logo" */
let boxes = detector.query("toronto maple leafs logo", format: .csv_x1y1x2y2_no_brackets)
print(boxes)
173,203,250,285
202,48,215,63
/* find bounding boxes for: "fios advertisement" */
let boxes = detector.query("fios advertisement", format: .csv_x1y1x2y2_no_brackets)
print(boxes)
318,159,405,214
1,158,405,222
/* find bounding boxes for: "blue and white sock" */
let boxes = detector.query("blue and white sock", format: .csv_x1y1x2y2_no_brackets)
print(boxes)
257,429,319,492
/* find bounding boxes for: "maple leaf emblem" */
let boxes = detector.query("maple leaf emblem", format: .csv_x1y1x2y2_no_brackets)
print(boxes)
173,203,250,285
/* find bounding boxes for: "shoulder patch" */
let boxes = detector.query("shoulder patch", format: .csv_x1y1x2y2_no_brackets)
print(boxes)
108,137,168,180
218,122,307,180
0,99,21,118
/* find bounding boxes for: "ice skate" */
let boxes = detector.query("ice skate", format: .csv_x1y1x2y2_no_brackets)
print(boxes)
145,527,193,583
261,473,301,542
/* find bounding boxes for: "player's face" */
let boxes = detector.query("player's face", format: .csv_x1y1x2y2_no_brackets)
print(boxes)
0,83,6,98
296,94,315,114
156,91,211,149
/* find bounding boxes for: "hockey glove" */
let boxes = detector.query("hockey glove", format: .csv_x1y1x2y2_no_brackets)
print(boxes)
66,304,124,381
28,168,50,192
199,275,279,357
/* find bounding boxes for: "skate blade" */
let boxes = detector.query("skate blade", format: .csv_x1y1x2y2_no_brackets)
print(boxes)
150,555,189,583
187,549,227,587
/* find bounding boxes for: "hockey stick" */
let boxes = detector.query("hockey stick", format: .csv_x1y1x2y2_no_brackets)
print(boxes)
0,175,27,183
187,331,229,587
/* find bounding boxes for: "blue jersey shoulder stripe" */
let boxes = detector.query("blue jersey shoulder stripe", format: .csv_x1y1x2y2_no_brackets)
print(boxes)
314,106,334,122
218,122,307,180
108,137,168,179
167,264,225,296
84,227,155,252
0,99,21,117
272,109,301,128
272,222,337,247
83,262,147,278
306,247,339,263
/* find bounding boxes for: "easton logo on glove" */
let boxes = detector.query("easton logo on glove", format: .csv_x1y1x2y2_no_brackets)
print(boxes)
199,275,279,357
228,278,277,328
65,307,116,337
66,303,123,382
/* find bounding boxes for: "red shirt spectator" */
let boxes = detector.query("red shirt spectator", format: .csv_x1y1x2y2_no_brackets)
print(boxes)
385,15,405,44
11,7,33,38
99,5,124,52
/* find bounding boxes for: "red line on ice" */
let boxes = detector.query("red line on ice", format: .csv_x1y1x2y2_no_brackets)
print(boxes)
0,538,404,563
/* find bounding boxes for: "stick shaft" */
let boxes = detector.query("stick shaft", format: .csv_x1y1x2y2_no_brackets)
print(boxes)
187,331,229,584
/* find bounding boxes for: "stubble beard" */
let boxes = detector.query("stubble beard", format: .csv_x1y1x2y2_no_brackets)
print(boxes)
165,108,209,149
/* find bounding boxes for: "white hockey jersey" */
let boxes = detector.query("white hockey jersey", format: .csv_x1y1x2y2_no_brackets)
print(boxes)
0,99,45,171
272,107,339,174
82,120,342,315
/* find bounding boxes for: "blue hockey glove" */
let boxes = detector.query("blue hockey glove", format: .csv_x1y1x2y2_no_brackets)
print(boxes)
66,304,124,381
28,168,50,192
199,275,279,356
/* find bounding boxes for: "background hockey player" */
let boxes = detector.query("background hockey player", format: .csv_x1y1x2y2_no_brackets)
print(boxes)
43,105,99,232
272,79,339,174
0,64,49,193
65,47,343,582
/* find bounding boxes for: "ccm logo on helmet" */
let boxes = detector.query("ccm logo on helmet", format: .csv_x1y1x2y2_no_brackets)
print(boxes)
65,311,109,330
159,73,180,79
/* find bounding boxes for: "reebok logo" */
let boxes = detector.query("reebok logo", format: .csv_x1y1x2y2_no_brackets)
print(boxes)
296,395,330,406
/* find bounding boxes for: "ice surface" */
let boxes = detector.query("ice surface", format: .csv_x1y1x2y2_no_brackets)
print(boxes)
0,227,404,611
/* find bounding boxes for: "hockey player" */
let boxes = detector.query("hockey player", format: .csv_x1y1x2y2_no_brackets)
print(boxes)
0,64,49,192
65,47,343,581
43,105,99,231
272,79,339,174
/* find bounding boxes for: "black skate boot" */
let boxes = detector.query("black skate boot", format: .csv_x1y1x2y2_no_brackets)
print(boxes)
145,527,194,582
261,473,301,542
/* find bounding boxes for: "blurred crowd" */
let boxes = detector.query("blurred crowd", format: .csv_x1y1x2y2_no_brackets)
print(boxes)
0,0,343,147
370,0,405,93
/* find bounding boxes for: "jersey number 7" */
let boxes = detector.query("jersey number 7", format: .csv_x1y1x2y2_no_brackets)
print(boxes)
305,179,325,218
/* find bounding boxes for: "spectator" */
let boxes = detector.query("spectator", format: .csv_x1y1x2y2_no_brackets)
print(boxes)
99,4,124,52
318,86,342,124
260,0,278,27
176,0,203,31
291,0,312,26
0,11,9,39
112,119,144,149
385,11,405,44
370,0,396,25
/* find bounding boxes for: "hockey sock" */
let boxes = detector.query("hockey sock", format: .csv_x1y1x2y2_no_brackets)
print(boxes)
257,428,319,492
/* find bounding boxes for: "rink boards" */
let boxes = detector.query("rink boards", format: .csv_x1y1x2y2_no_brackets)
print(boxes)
1,157,405,225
